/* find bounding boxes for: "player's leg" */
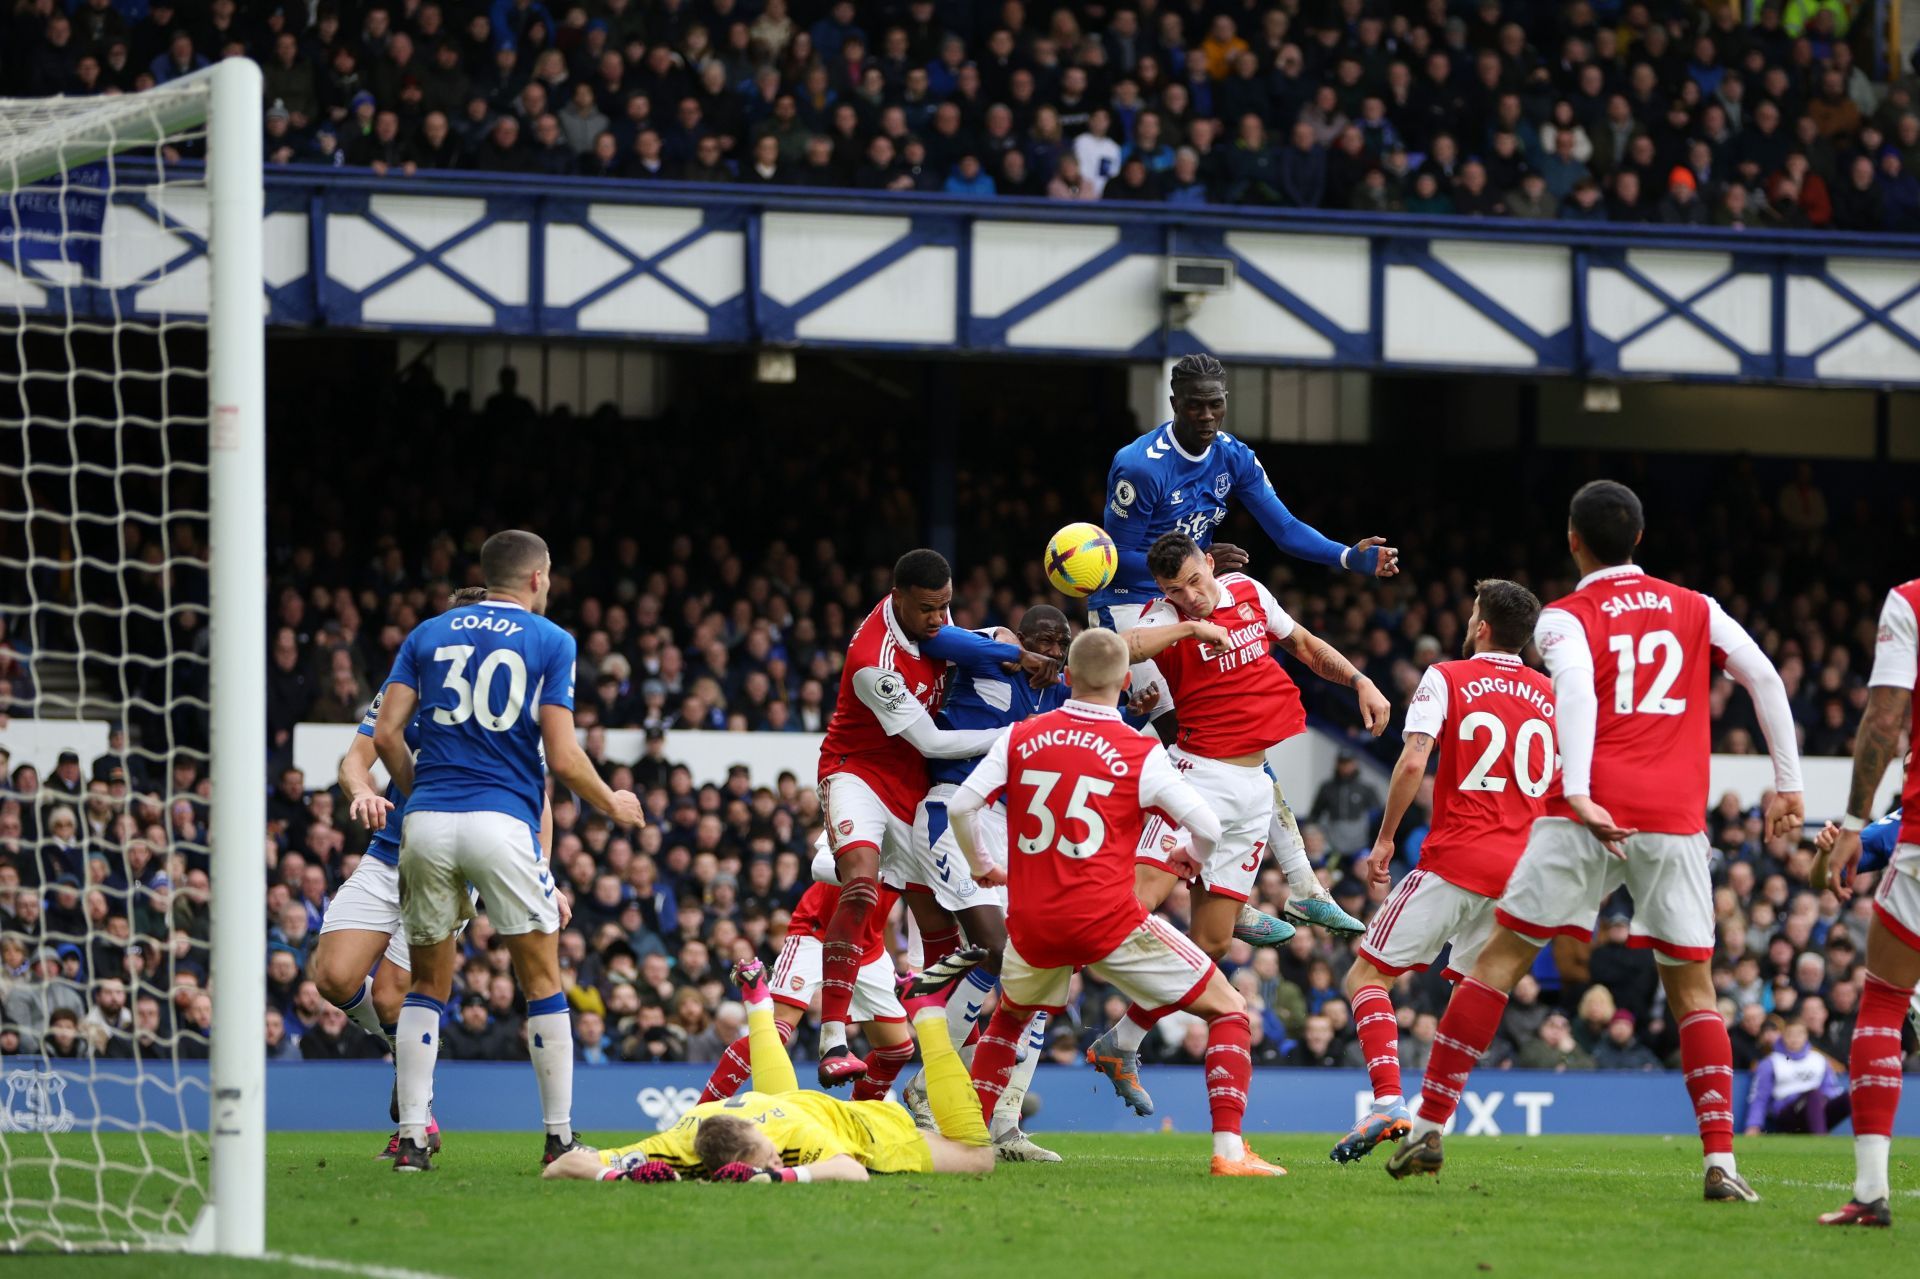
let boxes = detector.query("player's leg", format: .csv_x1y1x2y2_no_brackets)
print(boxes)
1269,778,1363,937
816,776,889,1084
989,1010,1058,1161
392,810,469,1171
310,927,398,1044
965,941,1068,1125
849,955,913,1101
727,955,803,1095
1822,857,1920,1226
909,787,967,969
1331,953,1410,1163
898,973,994,1173
701,935,810,1103
1628,832,1754,1201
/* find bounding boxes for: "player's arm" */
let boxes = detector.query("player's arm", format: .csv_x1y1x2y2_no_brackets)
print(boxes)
719,1153,870,1184
1124,616,1231,664
1829,589,1916,900
1271,611,1389,734
1367,663,1445,884
947,729,1011,884
923,624,1057,689
1708,598,1805,837
370,660,420,798
1102,454,1158,584
339,720,392,832
850,666,1003,759
1534,607,1631,855
1138,746,1223,862
1231,442,1398,577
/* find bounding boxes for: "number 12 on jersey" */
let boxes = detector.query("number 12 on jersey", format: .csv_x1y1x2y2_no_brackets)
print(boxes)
1608,629,1685,716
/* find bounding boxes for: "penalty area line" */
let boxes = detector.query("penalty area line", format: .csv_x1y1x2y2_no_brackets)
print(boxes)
265,1250,459,1279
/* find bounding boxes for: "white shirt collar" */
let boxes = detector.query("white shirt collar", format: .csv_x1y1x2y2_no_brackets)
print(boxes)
1471,651,1523,666
1161,422,1212,464
882,597,922,657
1064,698,1123,720
481,598,527,611
1575,563,1643,590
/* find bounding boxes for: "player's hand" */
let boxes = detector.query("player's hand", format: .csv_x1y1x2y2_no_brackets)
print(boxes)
1813,821,1841,856
1350,536,1400,578
973,865,1008,889
1127,682,1163,717
1566,795,1635,859
1765,790,1805,840
607,789,645,829
1364,837,1395,886
1209,542,1251,573
1355,676,1390,735
1015,648,1061,689
1824,828,1865,902
349,793,393,832
556,886,574,930
710,1162,783,1183
1165,847,1202,881
1187,619,1233,648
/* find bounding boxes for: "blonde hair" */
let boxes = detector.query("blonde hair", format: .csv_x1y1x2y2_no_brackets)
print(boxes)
1067,628,1128,694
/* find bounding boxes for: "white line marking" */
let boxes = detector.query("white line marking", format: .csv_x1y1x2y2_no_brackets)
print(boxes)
265,1250,459,1279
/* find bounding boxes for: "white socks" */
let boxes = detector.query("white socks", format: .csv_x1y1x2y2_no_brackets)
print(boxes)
946,967,997,1048
1212,1132,1246,1160
1704,1151,1736,1175
338,976,394,1050
1111,1013,1149,1054
1409,1114,1443,1142
1855,1135,1891,1202
395,994,441,1143
526,992,575,1144
1268,786,1320,898
819,1022,848,1053
992,1012,1048,1138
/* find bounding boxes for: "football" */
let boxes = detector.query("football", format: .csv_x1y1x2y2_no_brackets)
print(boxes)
1044,522,1118,598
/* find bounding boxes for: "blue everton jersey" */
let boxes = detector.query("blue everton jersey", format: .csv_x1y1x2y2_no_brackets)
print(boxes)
388,600,575,830
1860,808,1901,874
1088,422,1349,610
356,684,420,867
927,631,1068,787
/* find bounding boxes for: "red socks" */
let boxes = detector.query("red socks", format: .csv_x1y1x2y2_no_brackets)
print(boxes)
919,924,962,971
1850,972,1911,1139
820,866,880,1027
1416,978,1507,1126
1676,1009,1735,1156
1351,984,1402,1102
854,1039,917,1101
1204,1012,1252,1135
697,1019,794,1103
969,1003,1028,1122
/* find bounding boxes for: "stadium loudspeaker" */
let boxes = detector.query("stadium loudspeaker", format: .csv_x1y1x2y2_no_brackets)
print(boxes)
757,350,798,384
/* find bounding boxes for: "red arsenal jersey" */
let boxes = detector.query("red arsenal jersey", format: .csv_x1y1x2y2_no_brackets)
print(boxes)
1867,579,1920,846
787,881,897,965
817,597,952,820
1404,652,1557,898
961,700,1194,969
1536,566,1717,835
1139,572,1305,759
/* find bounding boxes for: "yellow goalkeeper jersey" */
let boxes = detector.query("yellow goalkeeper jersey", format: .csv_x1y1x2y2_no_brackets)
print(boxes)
597,1090,932,1177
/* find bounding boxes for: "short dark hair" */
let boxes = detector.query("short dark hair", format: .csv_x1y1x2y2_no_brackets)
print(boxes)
480,529,549,589
1169,352,1225,397
1019,604,1069,638
1568,480,1643,565
692,1114,760,1172
449,586,489,606
1473,579,1541,650
1146,531,1203,581
892,548,951,592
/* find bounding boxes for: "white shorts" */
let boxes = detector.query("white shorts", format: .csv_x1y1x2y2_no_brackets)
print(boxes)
819,772,918,888
770,934,906,1024
907,784,1009,913
1092,602,1176,720
1000,915,1213,1015
1134,747,1273,901
400,809,558,943
1358,868,1497,981
1496,818,1713,963
319,854,411,972
1873,843,1920,950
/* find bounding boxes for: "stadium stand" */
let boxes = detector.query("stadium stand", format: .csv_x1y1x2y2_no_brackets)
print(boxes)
3,0,1918,228
1,357,1914,1080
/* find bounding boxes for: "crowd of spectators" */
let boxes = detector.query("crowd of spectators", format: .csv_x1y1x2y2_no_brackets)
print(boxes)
2,359,1917,1109
6,0,1920,229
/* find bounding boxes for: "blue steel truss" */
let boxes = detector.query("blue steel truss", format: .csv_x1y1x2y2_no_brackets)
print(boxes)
24,163,1920,387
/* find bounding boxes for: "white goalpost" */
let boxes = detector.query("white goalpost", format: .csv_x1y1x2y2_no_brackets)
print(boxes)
0,59,264,1255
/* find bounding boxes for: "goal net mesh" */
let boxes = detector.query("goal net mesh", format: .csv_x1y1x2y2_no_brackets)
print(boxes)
0,79,218,1253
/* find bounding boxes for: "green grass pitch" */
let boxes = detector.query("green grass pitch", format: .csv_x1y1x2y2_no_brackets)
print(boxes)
11,1132,1914,1278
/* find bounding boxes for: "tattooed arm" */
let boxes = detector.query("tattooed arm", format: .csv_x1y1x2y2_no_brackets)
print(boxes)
1276,622,1390,735
1829,586,1919,902
1848,686,1910,820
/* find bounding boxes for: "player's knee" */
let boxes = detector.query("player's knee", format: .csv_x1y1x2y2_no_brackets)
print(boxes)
839,874,880,919
307,951,355,1006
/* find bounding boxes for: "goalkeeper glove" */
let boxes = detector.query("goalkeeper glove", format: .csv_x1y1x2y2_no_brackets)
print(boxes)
711,1162,806,1183
602,1159,680,1183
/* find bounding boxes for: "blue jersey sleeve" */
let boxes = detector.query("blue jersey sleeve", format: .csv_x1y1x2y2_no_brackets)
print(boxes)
1227,439,1351,571
1105,450,1159,584
539,625,576,711
1860,810,1901,873
357,682,389,739
389,632,421,692
924,625,1020,672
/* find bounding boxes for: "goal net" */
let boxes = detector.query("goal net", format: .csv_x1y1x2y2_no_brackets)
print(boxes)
0,62,264,1256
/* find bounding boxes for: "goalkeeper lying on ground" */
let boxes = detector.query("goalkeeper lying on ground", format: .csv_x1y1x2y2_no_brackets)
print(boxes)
543,951,996,1183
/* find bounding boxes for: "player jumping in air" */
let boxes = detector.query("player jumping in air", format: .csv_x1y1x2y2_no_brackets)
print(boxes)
315,587,540,1157
812,549,1054,1089
948,627,1285,1176
1384,482,1804,1204
374,531,644,1173
1815,576,1920,1227
1090,353,1397,944
545,954,994,1183
1082,532,1388,1115
1330,579,1554,1164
